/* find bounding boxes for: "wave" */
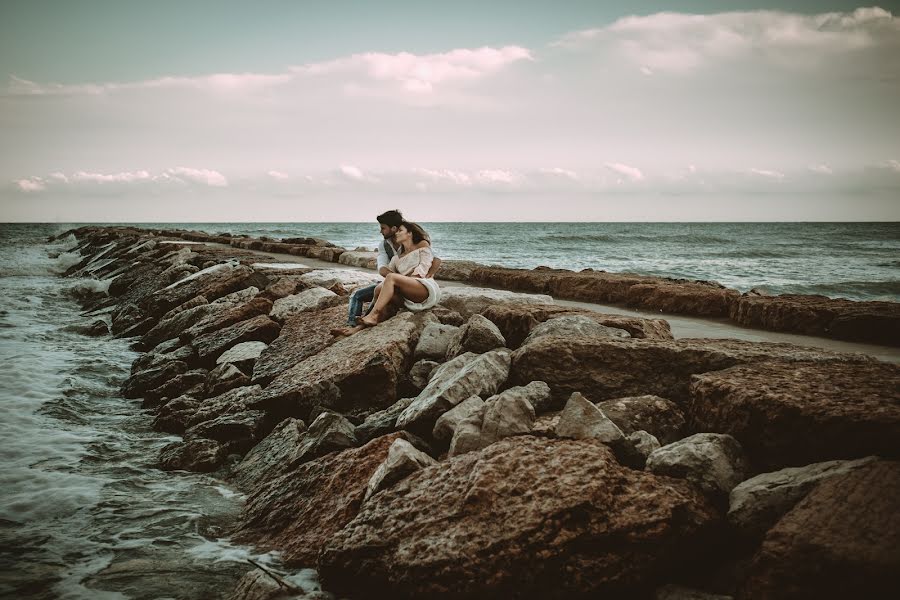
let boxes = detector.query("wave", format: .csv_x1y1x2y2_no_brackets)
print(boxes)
785,280,900,301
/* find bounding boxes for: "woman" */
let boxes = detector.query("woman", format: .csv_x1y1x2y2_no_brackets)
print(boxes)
358,221,441,327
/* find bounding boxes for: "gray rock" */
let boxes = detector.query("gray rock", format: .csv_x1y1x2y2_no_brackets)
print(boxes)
122,360,189,398
647,433,748,499
290,411,358,470
628,430,661,463
445,314,506,359
192,314,281,365
158,438,227,472
728,456,878,539
204,363,250,398
231,417,307,491
480,389,536,445
364,438,437,502
432,396,485,444
396,349,511,435
596,395,686,445
438,287,554,319
447,408,487,458
355,397,416,444
414,323,459,361
185,409,272,455
486,381,552,414
270,288,340,321
556,392,626,444
408,359,440,392
524,314,630,345
216,341,268,371
655,584,733,600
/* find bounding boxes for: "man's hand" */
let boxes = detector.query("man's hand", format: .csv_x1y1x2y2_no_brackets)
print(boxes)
426,257,442,279
379,266,391,277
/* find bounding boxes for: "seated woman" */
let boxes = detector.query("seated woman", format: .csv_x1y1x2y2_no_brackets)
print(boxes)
358,221,441,327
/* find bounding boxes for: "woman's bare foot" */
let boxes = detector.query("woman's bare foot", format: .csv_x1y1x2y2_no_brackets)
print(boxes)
331,325,363,337
358,312,380,327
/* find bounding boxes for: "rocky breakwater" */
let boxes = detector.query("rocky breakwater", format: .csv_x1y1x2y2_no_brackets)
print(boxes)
57,226,900,599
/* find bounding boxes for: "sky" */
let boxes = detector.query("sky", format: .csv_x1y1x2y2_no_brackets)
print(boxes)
1,0,899,222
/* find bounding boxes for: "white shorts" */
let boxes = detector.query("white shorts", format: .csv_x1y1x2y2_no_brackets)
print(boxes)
403,278,441,312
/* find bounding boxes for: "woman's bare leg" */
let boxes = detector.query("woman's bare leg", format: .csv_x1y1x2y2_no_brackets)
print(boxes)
359,274,428,326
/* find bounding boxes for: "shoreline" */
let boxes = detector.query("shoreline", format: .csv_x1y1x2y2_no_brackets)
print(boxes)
53,225,900,598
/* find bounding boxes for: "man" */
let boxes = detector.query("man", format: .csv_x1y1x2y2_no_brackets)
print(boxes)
331,209,441,337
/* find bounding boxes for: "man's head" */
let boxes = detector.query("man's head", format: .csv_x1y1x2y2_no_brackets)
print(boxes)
377,209,403,239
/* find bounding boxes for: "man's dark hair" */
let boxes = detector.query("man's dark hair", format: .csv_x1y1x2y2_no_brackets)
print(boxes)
377,209,404,227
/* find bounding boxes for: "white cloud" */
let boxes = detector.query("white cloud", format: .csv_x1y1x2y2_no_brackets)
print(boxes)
165,167,228,187
604,163,644,181
339,165,365,180
267,170,289,180
414,168,472,185
749,168,786,179
477,169,517,184
72,170,152,183
539,167,579,180
809,164,834,175
15,177,45,192
884,159,900,172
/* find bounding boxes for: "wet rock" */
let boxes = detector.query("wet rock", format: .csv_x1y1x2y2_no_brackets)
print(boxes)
728,456,878,540
142,369,209,408
432,396,485,444
739,461,900,599
270,288,341,321
231,417,307,492
523,314,630,345
122,360,189,399
364,438,437,502
647,433,748,501
158,438,227,472
184,385,263,431
319,436,721,598
186,409,272,455
153,394,202,434
413,323,459,360
204,363,251,398
354,397,415,445
482,303,673,348
510,336,871,409
251,304,347,386
596,395,686,445
141,300,217,348
133,340,195,373
396,349,510,435
144,263,268,318
236,432,408,566
407,359,439,392
180,295,272,343
216,341,267,372
438,287,554,319
192,315,281,365
252,312,422,421
285,411,358,471
688,359,900,469
445,314,506,359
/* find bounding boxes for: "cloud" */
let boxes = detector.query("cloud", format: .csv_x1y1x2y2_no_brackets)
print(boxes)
885,159,900,172
7,72,293,96
14,177,45,192
414,168,472,185
604,163,644,181
72,170,152,183
267,170,289,180
165,167,228,187
539,167,579,180
477,169,517,184
339,165,365,180
748,168,786,179
809,164,834,175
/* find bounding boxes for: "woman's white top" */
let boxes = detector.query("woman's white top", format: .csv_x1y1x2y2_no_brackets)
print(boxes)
388,246,441,311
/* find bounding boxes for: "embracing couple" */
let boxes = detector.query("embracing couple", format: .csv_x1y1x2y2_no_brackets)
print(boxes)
331,210,441,337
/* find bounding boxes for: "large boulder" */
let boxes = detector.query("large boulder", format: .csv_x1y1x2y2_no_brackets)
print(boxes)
364,438,437,502
646,433,748,501
230,417,307,491
299,269,381,292
413,323,459,361
180,295,271,343
192,315,281,365
184,409,272,455
251,304,347,385
354,397,415,445
338,250,377,269
432,396,485,444
235,432,410,566
438,287,554,319
596,395,686,445
395,349,511,435
215,341,267,373
319,436,721,598
251,312,423,421
739,461,900,599
144,263,267,319
158,438,227,472
445,314,506,359
688,360,900,469
269,288,341,321
523,314,630,345
121,360,189,398
477,388,536,446
728,456,879,539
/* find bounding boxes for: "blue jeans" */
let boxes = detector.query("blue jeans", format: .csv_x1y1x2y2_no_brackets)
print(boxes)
348,283,378,326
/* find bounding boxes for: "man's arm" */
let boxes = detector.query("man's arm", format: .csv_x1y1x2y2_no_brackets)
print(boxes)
376,240,391,277
426,256,441,279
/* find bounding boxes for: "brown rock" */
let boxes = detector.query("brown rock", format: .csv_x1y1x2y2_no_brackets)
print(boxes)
596,395,686,445
230,417,307,492
158,438,227,472
144,264,268,318
319,436,721,598
180,296,273,342
444,314,506,359
235,432,408,566
739,461,900,599
121,360,189,399
688,360,900,469
192,314,281,365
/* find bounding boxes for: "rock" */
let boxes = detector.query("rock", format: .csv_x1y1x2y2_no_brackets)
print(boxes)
432,396,485,444
145,263,267,319
556,392,626,444
728,456,878,540
260,274,310,300
184,385,263,430
489,380,552,414
447,409,486,457
523,314,630,344
236,432,409,566
438,287,554,319
270,288,341,321
413,323,459,360
688,359,900,470
231,417,307,492
142,369,209,408
192,315,281,365
338,250,377,269
225,569,292,600
730,293,900,346
396,349,511,435
628,430,662,463
647,433,748,501
180,296,273,343
251,304,347,386
216,341,268,372
158,438,227,472
444,314,506,359
285,412,358,471
510,336,872,409
252,312,422,421
299,269,381,292
430,306,465,326
319,436,721,598
596,395,686,445
185,409,272,455
204,363,251,398
479,388,536,445
739,461,900,599
482,303,673,348
407,359,439,392
121,360,189,398
655,584,733,600
364,438,437,502
153,394,202,434
354,397,415,445
133,341,195,373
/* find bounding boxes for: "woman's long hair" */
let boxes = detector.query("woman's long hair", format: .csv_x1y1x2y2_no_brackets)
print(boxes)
400,221,430,246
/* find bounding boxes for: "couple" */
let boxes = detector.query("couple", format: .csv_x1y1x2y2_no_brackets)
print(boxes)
331,210,441,337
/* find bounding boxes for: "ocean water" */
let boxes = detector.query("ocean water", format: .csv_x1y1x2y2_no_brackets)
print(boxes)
0,224,318,599
111,221,900,302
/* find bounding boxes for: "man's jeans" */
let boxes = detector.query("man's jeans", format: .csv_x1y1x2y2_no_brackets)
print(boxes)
348,283,378,326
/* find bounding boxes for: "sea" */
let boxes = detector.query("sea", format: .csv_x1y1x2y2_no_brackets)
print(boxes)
0,221,898,598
